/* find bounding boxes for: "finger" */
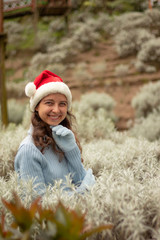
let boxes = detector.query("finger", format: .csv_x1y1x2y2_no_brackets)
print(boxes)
51,125,61,132
61,129,70,136
56,127,67,135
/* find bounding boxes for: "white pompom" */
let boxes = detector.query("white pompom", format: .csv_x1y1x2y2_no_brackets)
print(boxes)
25,82,36,97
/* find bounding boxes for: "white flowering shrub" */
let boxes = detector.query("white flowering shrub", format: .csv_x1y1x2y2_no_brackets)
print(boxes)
4,21,24,34
7,99,26,124
134,60,157,73
3,8,160,240
0,124,27,177
72,23,100,52
94,12,112,33
137,38,160,64
36,30,57,53
111,9,160,36
115,28,155,57
129,110,160,141
73,91,116,118
145,8,160,36
1,135,160,239
114,64,129,77
72,12,112,35
4,21,25,45
112,10,160,66
27,12,104,74
47,63,67,75
7,81,27,98
29,38,77,73
22,104,32,129
72,92,116,141
111,12,151,35
27,63,67,83
76,111,115,142
132,81,160,118
49,17,66,32
130,81,160,141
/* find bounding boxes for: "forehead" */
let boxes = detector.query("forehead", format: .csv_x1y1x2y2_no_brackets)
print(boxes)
42,93,67,101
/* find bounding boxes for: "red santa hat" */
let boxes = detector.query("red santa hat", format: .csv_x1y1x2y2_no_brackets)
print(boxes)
25,70,72,111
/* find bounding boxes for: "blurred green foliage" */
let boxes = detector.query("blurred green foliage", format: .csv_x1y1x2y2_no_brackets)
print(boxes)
1,192,113,240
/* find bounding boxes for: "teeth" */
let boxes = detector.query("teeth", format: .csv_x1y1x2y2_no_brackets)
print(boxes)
50,116,59,119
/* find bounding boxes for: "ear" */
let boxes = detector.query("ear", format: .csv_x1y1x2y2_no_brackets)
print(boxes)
35,106,39,112
35,101,40,112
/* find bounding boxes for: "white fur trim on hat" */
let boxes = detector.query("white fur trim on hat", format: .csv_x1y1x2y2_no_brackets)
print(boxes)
29,82,72,111
25,82,36,97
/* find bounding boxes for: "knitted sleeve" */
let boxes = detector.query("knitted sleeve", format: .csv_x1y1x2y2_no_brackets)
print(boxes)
64,146,86,186
14,143,46,196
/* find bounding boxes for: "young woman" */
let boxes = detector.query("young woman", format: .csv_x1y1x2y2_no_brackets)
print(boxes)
14,70,95,196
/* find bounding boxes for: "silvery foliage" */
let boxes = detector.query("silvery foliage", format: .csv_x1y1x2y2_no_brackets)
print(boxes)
72,62,92,81
75,92,116,115
71,22,100,52
46,63,67,76
129,110,160,141
22,104,32,129
25,63,67,82
111,12,151,36
134,60,156,73
27,12,110,75
145,8,160,36
130,81,160,141
114,64,129,77
71,12,112,34
28,38,77,78
132,80,160,118
6,99,26,124
36,30,57,53
137,37,160,63
112,9,160,71
24,68,42,84
4,21,24,34
49,18,66,32
72,92,116,141
115,28,155,57
111,9,160,36
1,135,160,239
0,124,27,178
4,21,25,44
7,80,28,98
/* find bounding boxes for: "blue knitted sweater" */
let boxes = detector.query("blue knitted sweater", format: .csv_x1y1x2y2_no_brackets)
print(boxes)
14,127,95,196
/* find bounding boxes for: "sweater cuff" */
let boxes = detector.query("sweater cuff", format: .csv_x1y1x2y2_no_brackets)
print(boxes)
64,146,86,182
64,146,81,159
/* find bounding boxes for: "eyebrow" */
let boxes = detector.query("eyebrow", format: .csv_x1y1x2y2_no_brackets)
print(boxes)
43,99,68,103
43,99,54,102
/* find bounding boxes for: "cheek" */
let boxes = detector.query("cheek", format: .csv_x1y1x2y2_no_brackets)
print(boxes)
63,108,68,115
61,109,67,119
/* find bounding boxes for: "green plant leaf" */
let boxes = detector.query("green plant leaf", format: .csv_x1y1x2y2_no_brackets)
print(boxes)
2,192,41,232
0,212,13,238
79,224,113,240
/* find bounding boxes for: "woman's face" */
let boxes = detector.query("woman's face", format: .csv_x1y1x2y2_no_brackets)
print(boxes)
36,93,68,126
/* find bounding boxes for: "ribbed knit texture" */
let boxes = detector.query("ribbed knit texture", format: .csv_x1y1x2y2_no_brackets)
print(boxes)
14,132,86,196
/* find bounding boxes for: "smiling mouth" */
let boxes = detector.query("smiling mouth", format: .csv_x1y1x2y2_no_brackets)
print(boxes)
49,115,61,120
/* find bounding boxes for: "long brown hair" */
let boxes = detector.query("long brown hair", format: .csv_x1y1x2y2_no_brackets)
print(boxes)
31,110,83,161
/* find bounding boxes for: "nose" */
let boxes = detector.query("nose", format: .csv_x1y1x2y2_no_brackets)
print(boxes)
52,104,60,113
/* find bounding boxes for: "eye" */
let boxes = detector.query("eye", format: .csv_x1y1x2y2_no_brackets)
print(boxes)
59,102,67,107
45,101,53,106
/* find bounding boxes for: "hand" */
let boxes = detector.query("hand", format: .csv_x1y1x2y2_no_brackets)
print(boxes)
50,125,77,152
